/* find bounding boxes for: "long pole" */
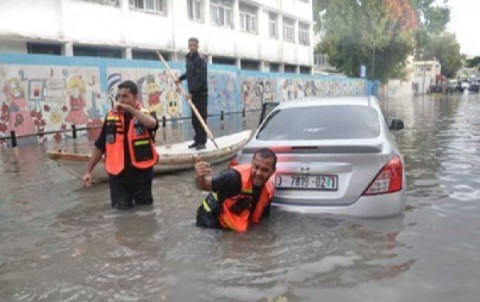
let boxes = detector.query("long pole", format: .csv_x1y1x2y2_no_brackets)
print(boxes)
156,51,219,149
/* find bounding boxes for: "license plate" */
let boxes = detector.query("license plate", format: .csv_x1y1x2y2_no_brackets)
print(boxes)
275,174,338,190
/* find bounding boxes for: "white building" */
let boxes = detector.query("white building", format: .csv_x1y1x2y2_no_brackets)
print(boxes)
0,0,314,73
412,59,442,94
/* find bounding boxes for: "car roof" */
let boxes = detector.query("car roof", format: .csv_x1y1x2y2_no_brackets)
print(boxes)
274,96,379,110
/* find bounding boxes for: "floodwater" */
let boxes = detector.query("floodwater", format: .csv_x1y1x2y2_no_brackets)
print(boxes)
1,94,480,302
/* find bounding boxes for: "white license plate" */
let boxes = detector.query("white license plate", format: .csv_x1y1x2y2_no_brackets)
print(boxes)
275,174,338,190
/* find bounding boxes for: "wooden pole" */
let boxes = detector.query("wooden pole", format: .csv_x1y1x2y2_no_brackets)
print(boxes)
156,51,219,149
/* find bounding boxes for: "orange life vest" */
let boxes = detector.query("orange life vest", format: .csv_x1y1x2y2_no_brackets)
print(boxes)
104,109,158,175
219,165,275,232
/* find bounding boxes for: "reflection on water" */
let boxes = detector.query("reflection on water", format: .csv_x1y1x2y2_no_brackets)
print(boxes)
2,95,480,301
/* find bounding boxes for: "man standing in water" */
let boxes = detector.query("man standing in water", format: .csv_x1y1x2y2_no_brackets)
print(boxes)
82,80,159,209
194,148,277,232
176,37,208,150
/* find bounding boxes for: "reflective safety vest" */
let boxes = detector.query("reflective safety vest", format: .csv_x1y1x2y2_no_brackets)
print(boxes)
219,165,275,232
104,109,158,175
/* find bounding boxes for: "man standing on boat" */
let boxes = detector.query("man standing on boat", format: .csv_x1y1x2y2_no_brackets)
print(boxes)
194,148,277,232
175,37,208,150
82,80,159,210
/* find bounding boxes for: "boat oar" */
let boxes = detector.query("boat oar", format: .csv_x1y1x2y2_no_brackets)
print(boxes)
156,51,219,149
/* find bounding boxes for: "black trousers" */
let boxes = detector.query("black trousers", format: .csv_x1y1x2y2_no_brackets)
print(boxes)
109,176,154,210
191,92,208,145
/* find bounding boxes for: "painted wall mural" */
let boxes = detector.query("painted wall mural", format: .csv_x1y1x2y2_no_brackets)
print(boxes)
208,71,238,115
0,54,369,144
277,78,368,102
0,65,103,142
240,76,276,111
106,68,183,120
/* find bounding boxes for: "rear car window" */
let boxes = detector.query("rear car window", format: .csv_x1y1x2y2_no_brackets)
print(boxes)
256,105,380,140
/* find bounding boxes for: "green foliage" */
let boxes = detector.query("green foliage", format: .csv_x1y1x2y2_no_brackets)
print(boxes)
466,56,480,68
317,0,416,83
423,33,462,78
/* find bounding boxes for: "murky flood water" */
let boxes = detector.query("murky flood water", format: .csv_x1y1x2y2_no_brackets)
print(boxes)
1,94,480,302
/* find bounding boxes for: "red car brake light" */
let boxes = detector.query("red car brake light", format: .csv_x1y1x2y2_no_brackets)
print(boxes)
229,158,239,167
363,156,403,195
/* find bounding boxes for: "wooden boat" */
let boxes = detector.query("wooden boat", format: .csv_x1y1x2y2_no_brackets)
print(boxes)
47,130,251,182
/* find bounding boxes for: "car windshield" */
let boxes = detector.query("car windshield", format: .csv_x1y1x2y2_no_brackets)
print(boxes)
256,105,380,140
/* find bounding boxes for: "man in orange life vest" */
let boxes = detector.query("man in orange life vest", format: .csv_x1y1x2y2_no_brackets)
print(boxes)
194,148,277,232
82,80,159,210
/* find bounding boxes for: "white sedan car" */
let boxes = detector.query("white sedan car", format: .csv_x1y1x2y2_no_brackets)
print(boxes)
234,96,406,218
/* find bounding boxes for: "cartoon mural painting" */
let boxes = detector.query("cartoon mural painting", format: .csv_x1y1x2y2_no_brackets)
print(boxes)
0,58,368,143
4,77,36,137
107,68,183,119
208,72,238,114
64,75,89,125
0,64,103,143
240,77,276,111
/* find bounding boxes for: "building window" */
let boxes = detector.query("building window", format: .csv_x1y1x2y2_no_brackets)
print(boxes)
239,3,257,34
283,18,295,42
241,59,260,71
129,0,166,14
187,0,203,22
284,64,297,73
84,0,119,6
212,56,236,65
73,46,123,58
299,23,310,46
210,0,233,28
300,66,311,74
314,53,327,65
269,13,278,39
269,62,280,72
27,43,62,56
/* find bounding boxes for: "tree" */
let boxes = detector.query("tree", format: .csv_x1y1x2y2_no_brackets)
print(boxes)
466,56,480,69
423,33,462,78
409,0,450,58
317,0,417,83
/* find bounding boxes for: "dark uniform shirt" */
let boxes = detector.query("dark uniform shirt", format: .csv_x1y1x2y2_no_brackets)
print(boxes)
179,51,208,94
95,111,158,183
211,168,270,217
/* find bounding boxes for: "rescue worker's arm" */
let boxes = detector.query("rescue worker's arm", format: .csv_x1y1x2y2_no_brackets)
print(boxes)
82,147,103,188
114,103,157,130
195,160,213,191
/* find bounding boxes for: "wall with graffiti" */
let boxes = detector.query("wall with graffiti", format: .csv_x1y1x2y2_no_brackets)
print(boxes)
106,68,183,120
0,63,104,143
239,73,276,111
0,53,370,143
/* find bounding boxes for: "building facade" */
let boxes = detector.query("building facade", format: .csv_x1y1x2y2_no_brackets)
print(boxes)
412,60,442,94
0,0,313,73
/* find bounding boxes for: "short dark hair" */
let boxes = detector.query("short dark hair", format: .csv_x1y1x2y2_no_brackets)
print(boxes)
188,37,199,44
254,148,277,169
118,80,138,96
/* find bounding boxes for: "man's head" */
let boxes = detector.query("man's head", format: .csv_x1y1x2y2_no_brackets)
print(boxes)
188,37,199,54
250,148,277,187
117,80,138,107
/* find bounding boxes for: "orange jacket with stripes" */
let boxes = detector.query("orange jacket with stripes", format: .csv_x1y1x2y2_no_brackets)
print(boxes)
219,165,275,232
104,109,158,175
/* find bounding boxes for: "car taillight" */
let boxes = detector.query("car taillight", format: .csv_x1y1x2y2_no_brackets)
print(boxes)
363,156,403,195
229,158,239,167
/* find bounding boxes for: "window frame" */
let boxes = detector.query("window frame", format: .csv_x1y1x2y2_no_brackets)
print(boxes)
129,0,166,15
187,0,203,22
283,18,295,43
210,0,234,28
268,13,278,39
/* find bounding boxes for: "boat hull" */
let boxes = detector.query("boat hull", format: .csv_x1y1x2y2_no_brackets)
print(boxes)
48,130,252,182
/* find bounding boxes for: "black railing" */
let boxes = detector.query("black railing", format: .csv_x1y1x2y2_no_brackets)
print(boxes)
1,108,258,148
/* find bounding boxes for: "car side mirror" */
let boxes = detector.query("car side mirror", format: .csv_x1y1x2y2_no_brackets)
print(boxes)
389,119,404,130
